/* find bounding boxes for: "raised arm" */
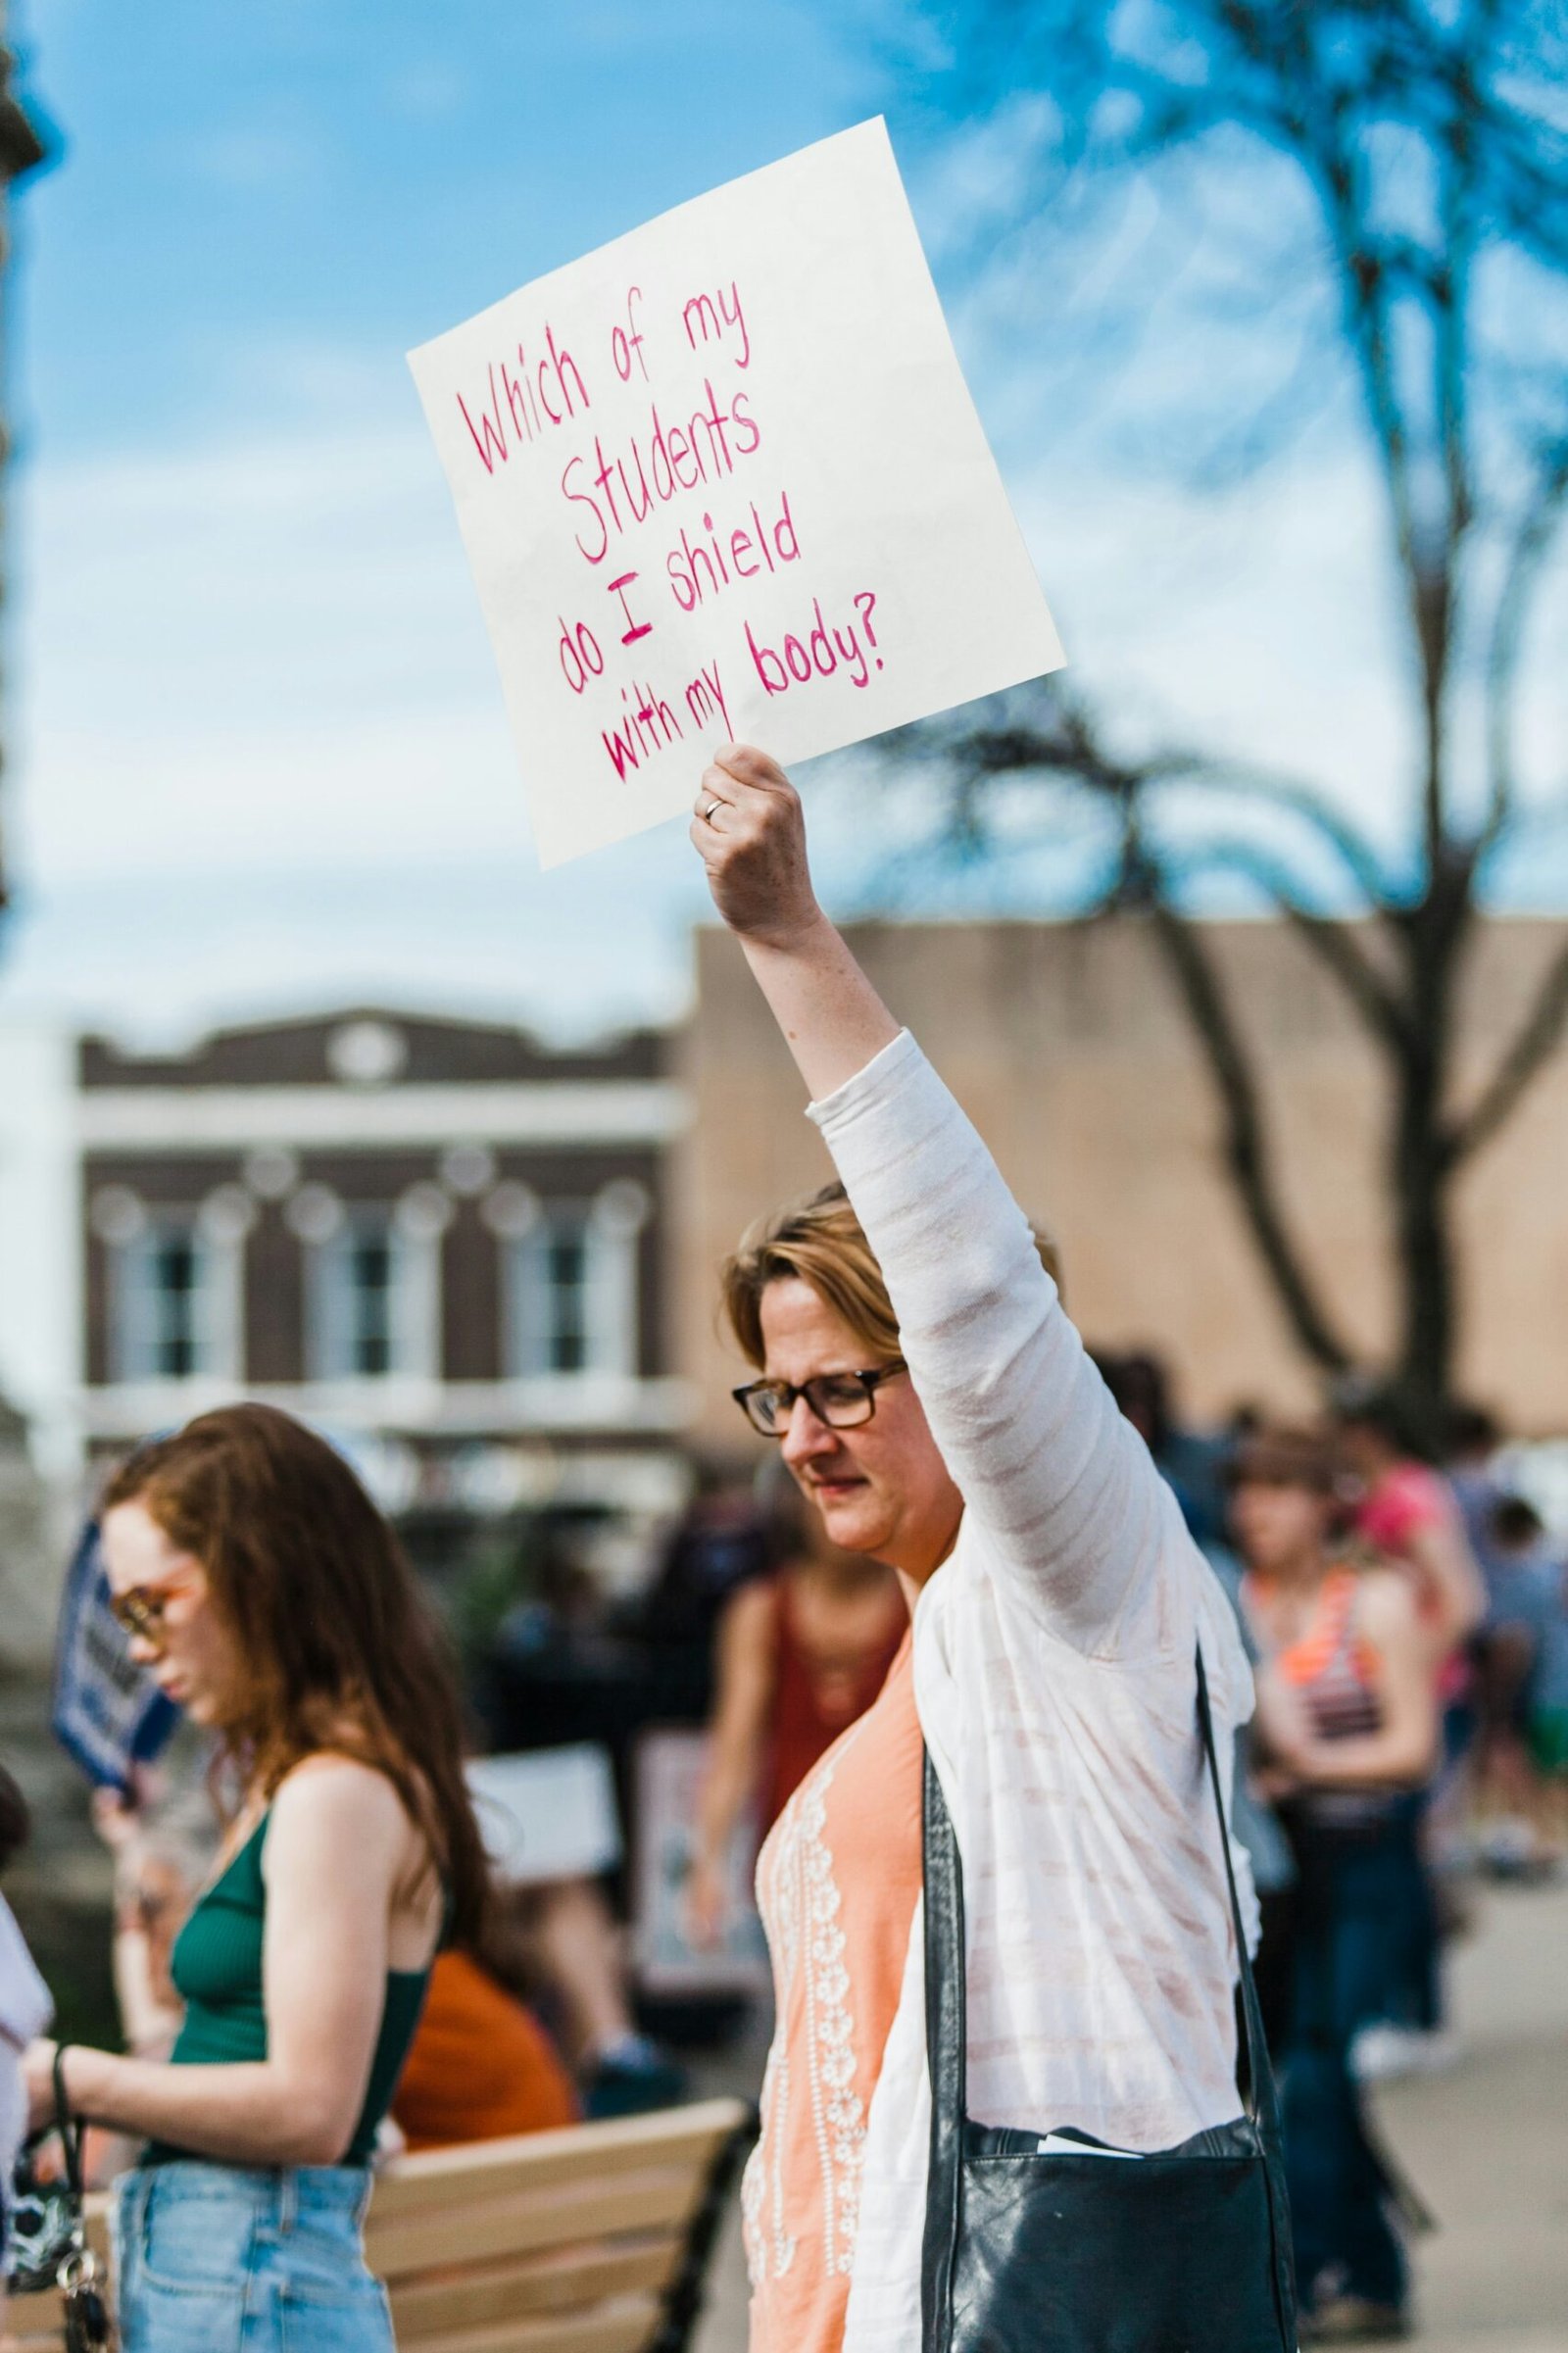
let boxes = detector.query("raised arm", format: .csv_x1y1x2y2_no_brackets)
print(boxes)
686,1579,778,1946
692,748,1192,1655
691,745,900,1098
1403,1510,1486,1665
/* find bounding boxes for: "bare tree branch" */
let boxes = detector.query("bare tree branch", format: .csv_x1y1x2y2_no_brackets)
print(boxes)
1446,927,1568,1164
893,686,1398,908
1153,760,1396,908
1171,837,1411,1045
1318,138,1455,886
1482,432,1568,844
890,0,1568,1426
1142,896,1354,1373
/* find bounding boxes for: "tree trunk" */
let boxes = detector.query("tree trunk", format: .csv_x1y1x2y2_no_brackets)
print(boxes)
1390,1055,1457,1451
1147,905,1353,1376
1390,904,1466,1449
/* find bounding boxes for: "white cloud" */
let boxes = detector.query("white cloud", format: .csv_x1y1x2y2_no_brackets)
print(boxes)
6,253,1565,1047
903,114,1568,881
12,416,513,880
382,62,471,124
183,123,326,192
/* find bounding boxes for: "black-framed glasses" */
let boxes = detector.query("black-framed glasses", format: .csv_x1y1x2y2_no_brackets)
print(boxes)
732,1358,907,1439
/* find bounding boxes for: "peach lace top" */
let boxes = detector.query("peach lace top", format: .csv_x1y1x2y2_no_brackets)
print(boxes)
743,1626,922,2353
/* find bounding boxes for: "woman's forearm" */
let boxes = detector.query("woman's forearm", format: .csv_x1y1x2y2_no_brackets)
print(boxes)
737,915,900,1103
1413,1527,1486,1651
693,1588,775,1876
61,2043,360,2169
693,1739,761,1876
1298,1729,1436,1787
692,746,899,1098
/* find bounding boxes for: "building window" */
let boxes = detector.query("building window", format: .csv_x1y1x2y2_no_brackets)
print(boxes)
506,1184,649,1380
528,1210,593,1374
305,1193,444,1382
311,1209,398,1378
337,1216,397,1376
111,1218,219,1381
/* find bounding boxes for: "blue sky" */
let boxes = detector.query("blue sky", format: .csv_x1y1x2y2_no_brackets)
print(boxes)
20,2,864,455
2,0,1563,1044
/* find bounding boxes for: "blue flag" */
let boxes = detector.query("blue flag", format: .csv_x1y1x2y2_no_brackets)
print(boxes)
51,1520,179,1790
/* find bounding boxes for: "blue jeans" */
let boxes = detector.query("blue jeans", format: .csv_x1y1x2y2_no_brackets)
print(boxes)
114,2163,394,2353
1282,1818,1413,2312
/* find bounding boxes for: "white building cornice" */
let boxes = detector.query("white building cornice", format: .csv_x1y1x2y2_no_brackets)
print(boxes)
76,1373,697,1440
77,1080,690,1154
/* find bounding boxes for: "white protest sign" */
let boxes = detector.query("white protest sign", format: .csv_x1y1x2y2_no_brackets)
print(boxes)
409,117,1064,869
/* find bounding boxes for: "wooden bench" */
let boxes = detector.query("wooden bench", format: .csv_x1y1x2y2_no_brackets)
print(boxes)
9,2098,754,2353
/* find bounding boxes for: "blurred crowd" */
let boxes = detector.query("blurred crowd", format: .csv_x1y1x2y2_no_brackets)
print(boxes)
3,1350,1564,2345
1092,1354,1567,2332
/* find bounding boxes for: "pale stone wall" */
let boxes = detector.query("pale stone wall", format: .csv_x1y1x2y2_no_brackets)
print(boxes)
670,915,1568,1447
0,1019,83,1474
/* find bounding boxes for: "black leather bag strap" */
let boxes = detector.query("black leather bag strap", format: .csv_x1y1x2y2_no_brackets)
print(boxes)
922,1647,1282,2145
53,2045,86,2215
921,1747,966,2348
1195,1646,1282,2141
921,1649,1295,2353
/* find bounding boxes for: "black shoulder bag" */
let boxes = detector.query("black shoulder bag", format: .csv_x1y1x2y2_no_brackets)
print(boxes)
7,2049,118,2352
921,1649,1298,2352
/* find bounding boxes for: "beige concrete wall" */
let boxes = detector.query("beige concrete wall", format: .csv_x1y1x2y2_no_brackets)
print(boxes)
669,915,1568,1447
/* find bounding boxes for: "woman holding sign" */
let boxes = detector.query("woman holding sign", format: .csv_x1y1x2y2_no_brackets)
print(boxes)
691,748,1295,2353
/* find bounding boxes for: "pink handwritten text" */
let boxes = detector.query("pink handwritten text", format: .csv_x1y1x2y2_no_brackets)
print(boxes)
611,287,649,384
601,677,686,779
746,591,883,696
681,281,750,370
457,327,589,472
561,380,760,564
558,615,606,695
684,662,731,736
666,491,799,613
607,571,654,646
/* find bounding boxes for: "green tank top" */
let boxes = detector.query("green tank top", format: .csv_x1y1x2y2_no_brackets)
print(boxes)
145,1812,434,2168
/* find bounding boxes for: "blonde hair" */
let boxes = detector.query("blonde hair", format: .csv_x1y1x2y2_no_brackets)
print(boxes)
720,1181,1063,1369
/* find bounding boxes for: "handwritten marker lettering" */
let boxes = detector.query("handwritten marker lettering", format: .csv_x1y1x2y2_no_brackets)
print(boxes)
683,662,732,736
611,286,649,384
667,493,800,613
608,571,654,646
410,121,1065,867
602,679,685,779
681,280,750,369
558,616,605,695
747,591,884,696
560,378,760,564
456,326,590,471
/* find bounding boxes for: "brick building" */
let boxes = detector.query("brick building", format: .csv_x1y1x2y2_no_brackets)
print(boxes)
69,1007,691,1516
4,911,1567,1533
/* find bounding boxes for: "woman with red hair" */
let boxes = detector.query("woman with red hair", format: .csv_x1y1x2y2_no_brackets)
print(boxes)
24,1404,489,2353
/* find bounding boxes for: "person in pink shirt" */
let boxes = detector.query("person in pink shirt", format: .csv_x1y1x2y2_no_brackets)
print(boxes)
1335,1387,1485,1671
1333,1384,1485,2076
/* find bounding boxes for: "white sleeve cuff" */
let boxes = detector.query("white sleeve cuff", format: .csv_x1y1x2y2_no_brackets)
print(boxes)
806,1028,922,1135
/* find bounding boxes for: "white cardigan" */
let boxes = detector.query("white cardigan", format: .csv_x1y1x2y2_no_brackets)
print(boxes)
800,1032,1257,2353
